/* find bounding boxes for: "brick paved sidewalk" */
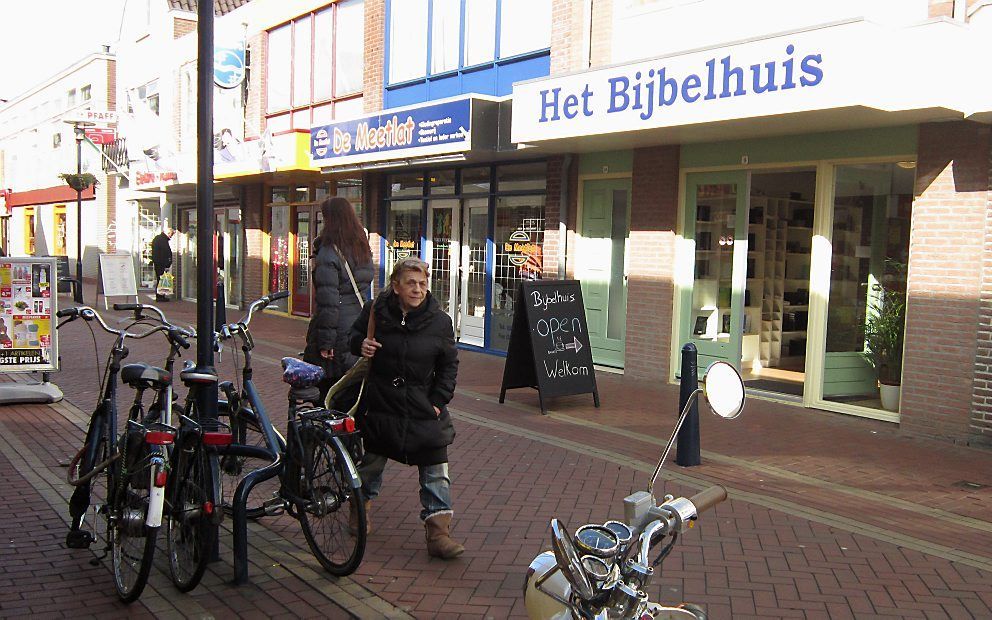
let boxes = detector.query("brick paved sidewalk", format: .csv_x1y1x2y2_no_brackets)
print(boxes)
1,293,989,618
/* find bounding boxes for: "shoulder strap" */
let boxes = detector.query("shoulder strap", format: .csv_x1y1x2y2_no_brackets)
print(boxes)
334,245,365,308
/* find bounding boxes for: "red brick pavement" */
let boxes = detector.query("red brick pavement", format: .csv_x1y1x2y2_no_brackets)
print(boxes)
1,293,989,618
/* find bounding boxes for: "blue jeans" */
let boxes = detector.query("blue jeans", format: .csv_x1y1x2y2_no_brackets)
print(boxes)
358,452,452,521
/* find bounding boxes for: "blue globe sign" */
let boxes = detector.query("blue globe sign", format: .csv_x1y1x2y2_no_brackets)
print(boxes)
214,47,246,89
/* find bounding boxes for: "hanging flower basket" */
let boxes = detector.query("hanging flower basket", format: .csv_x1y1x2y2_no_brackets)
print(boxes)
59,172,99,192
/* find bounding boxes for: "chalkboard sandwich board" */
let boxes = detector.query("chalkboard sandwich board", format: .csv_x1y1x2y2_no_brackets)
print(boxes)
499,280,599,414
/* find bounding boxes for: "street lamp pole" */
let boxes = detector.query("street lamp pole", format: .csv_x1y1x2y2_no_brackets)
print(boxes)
65,119,94,303
73,126,84,303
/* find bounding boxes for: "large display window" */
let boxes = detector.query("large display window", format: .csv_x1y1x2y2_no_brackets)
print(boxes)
384,162,547,351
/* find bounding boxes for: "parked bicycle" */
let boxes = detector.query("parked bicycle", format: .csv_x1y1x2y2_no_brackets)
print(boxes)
210,291,368,581
59,304,189,603
112,302,232,593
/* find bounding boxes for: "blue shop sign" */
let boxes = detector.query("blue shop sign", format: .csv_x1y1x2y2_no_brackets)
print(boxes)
311,99,472,163
214,47,246,89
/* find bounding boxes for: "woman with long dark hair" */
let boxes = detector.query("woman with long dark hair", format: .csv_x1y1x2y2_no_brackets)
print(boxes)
303,196,374,398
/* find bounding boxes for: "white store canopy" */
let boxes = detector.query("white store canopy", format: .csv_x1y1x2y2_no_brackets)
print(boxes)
510,18,992,151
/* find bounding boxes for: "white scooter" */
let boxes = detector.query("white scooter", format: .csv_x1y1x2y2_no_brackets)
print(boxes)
524,361,746,620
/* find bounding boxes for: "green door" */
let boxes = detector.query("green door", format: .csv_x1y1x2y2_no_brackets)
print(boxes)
679,171,749,371
579,179,632,368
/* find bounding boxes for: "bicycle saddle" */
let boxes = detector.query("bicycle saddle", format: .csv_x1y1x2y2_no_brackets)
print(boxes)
121,363,172,390
281,357,325,389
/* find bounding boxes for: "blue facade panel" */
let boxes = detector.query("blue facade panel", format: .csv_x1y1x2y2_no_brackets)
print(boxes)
385,55,550,108
496,55,551,96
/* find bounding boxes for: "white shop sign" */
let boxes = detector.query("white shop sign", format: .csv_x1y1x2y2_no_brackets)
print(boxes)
511,19,973,144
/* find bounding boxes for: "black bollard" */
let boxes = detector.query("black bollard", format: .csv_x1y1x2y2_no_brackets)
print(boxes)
676,342,701,467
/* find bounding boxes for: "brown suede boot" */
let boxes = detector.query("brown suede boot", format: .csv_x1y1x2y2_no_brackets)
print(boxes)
348,499,371,536
424,512,464,559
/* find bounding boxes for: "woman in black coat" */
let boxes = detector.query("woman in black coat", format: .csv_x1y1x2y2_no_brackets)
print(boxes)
350,257,463,559
303,197,373,400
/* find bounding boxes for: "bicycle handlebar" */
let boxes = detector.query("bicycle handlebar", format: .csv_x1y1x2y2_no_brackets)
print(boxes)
56,307,80,319
221,291,289,337
689,485,727,514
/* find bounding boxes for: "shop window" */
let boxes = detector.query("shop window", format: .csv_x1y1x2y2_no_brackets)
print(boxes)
429,169,456,195
25,208,36,255
461,167,491,193
271,186,290,203
822,162,913,413
492,195,545,351
389,173,426,198
497,161,547,192
266,1,364,130
181,210,197,299
334,178,364,222
54,206,67,256
385,201,423,268
269,204,291,312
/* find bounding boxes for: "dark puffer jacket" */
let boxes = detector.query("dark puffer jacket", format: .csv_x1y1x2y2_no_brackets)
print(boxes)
349,291,458,466
303,240,374,381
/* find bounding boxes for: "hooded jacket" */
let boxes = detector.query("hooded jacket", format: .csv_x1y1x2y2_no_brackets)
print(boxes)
303,240,374,380
349,291,458,466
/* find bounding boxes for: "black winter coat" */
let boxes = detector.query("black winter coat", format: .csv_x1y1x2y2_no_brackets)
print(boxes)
151,232,172,269
303,241,374,381
349,292,458,466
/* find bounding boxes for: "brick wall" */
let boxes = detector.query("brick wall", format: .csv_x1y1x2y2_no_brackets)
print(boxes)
174,17,196,39
903,121,991,444
973,124,992,444
364,0,384,113
243,183,265,303
550,0,585,74
625,145,680,380
246,32,265,138
589,0,613,68
929,0,955,17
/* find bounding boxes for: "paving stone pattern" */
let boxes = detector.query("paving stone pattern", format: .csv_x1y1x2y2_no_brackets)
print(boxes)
0,294,990,619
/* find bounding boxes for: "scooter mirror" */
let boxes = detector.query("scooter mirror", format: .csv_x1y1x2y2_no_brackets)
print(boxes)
702,361,745,419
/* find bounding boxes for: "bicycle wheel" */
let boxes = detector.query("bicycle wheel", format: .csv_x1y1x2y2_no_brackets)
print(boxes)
166,439,214,592
217,405,274,518
298,431,366,576
108,452,157,603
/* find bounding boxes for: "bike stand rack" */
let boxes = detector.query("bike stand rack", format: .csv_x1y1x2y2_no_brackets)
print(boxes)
231,448,283,585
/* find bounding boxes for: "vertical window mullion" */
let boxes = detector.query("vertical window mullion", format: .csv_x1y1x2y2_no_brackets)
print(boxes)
494,0,502,60
310,12,316,107
331,4,337,109
426,0,434,79
458,0,466,70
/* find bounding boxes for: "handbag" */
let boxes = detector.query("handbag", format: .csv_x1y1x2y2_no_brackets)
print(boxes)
156,271,174,296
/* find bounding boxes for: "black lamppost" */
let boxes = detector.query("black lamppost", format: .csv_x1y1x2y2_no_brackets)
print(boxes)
66,120,94,303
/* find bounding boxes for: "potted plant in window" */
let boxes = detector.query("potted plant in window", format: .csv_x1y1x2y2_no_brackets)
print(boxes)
863,268,906,412
58,172,99,192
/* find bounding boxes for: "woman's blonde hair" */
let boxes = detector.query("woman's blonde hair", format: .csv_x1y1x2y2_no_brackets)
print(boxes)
389,257,430,284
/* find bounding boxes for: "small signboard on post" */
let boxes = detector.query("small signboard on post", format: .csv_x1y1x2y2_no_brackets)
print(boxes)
499,280,600,414
98,252,138,309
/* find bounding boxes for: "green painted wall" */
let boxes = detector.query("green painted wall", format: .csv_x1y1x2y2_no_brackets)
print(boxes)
579,151,633,175
680,126,917,168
